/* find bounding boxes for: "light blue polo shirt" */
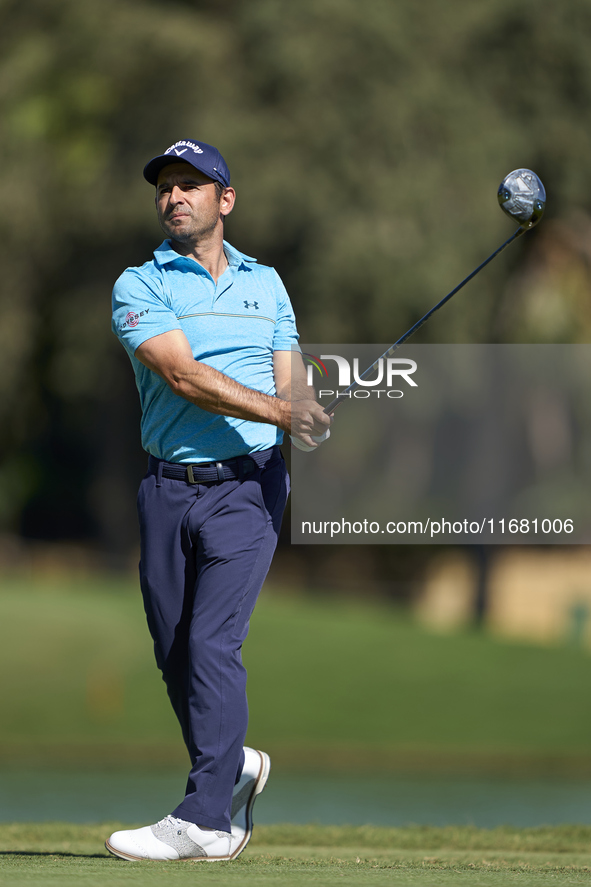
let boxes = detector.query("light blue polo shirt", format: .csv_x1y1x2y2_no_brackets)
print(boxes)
112,239,300,463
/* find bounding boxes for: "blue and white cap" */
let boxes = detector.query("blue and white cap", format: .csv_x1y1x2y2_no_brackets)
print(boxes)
143,139,231,187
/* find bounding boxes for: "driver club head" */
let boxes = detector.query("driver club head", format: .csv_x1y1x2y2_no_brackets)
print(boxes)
498,168,546,229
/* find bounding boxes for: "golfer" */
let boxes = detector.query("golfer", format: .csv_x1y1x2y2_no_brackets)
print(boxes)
106,139,330,861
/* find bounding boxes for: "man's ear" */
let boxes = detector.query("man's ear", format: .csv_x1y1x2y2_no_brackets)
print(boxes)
220,187,236,217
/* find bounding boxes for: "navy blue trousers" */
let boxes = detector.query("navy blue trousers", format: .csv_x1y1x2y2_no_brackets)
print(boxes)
137,446,289,831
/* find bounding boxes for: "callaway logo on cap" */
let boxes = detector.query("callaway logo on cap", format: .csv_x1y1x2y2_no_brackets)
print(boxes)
143,139,231,187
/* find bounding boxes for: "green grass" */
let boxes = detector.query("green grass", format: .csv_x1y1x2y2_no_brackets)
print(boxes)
2,576,591,770
2,824,591,886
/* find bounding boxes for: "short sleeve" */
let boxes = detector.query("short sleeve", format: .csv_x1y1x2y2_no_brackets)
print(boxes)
112,268,182,357
271,271,301,353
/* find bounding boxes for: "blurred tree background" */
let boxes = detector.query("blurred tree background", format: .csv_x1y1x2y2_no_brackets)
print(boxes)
1,0,590,585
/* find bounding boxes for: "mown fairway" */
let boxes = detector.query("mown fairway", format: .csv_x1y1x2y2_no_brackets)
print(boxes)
1,577,591,770
2,824,591,886
3,580,591,883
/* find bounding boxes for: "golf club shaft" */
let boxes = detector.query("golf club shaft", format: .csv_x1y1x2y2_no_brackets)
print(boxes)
323,225,524,414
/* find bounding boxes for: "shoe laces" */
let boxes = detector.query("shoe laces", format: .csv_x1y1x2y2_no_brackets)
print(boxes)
156,814,230,839
156,815,188,829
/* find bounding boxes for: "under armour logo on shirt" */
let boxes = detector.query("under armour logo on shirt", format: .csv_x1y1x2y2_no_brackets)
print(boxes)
244,301,259,310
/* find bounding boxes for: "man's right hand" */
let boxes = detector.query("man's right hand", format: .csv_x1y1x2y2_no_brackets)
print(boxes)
289,399,333,450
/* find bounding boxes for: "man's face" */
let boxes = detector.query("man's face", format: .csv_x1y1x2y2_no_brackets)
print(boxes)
155,163,229,245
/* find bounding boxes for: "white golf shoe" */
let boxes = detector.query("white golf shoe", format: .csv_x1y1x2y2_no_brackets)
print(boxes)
105,747,270,862
105,816,232,861
229,747,271,857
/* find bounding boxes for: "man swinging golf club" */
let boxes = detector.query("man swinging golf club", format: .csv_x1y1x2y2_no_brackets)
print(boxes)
106,138,331,862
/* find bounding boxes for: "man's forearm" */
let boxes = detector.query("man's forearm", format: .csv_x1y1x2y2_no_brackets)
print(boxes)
135,335,328,441
272,350,332,443
167,358,291,432
276,379,316,403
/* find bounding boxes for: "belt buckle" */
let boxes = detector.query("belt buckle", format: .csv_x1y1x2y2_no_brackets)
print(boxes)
186,465,199,484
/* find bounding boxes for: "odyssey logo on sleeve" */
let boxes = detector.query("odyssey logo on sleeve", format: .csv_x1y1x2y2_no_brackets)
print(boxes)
119,308,150,331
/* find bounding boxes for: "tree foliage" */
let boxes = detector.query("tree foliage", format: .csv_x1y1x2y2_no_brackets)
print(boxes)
1,0,590,554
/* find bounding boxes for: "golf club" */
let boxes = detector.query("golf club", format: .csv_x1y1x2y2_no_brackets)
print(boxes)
321,168,546,415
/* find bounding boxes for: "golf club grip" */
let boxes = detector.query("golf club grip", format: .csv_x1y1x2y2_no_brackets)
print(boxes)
323,226,524,414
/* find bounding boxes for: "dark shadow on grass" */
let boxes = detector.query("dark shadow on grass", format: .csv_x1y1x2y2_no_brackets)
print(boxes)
0,851,110,859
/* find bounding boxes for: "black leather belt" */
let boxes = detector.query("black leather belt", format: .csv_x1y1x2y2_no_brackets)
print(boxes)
148,447,279,485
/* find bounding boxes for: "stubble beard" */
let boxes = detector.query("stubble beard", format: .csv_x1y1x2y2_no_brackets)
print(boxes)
158,204,221,248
